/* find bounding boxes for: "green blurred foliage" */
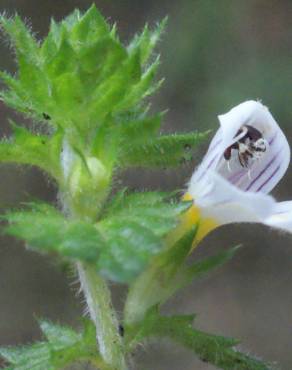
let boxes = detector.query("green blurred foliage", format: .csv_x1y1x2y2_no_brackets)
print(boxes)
158,0,292,132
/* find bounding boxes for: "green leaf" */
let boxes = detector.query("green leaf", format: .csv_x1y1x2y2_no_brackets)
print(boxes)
88,49,142,121
78,36,126,78
3,194,187,283
97,219,162,283
46,36,77,78
0,319,102,370
0,16,52,116
0,72,42,119
0,123,63,180
3,203,106,262
70,4,110,44
0,7,163,140
113,57,161,113
102,190,190,239
0,7,169,182
104,190,170,215
98,190,189,282
128,18,167,65
39,320,79,346
0,15,39,63
0,71,26,102
117,114,162,147
125,307,274,370
0,342,52,370
119,131,210,168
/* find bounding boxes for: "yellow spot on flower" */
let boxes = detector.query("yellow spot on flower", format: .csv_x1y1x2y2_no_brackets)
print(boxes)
173,193,218,249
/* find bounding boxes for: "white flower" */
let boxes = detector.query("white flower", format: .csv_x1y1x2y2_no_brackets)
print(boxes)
188,100,292,233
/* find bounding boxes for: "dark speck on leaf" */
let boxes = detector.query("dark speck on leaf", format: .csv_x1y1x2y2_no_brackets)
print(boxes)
119,324,124,337
42,113,51,120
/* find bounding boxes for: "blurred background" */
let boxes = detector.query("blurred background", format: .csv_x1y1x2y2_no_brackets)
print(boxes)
0,0,291,369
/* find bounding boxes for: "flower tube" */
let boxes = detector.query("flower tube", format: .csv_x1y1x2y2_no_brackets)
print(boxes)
184,100,291,244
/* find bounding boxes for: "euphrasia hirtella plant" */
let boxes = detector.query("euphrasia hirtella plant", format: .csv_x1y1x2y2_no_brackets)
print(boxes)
0,5,289,370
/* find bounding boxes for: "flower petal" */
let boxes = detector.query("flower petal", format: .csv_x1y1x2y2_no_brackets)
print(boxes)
264,201,292,233
192,100,290,195
188,171,276,225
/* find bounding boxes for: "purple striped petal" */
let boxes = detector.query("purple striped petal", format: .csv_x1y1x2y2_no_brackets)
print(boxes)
191,100,290,195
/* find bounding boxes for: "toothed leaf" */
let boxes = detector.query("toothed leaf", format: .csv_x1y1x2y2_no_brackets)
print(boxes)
3,194,189,283
125,307,274,370
120,131,210,168
0,5,163,149
0,319,101,370
102,190,191,239
118,114,162,146
128,18,167,65
3,203,105,262
0,123,62,180
97,219,162,283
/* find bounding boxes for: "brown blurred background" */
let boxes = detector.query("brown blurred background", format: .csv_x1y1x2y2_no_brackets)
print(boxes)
0,0,292,369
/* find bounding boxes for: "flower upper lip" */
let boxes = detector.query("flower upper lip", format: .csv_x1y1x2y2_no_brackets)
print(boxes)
192,100,290,194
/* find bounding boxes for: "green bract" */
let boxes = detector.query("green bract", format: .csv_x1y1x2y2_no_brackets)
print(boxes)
0,4,207,218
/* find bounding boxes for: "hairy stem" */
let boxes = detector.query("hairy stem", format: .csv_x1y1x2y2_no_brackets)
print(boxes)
61,140,127,369
77,262,127,370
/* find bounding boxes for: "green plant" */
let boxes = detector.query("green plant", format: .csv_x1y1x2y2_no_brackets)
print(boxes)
0,5,277,370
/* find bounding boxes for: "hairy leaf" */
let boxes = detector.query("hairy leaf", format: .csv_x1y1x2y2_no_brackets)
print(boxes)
0,319,102,370
97,219,162,283
96,191,190,282
119,131,210,168
3,203,105,262
103,190,190,238
0,5,190,184
125,307,274,370
128,18,167,65
0,6,208,178
3,194,188,283
117,114,162,147
0,5,163,145
0,123,62,180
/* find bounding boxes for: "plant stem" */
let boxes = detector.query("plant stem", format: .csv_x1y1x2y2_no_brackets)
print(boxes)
61,140,126,369
77,262,127,370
